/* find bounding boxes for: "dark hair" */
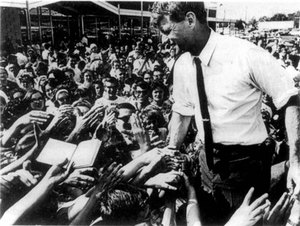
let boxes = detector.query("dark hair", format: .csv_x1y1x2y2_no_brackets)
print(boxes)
142,70,152,78
151,1,207,27
98,184,149,224
9,88,26,100
23,90,44,102
151,81,167,96
105,77,119,87
117,102,136,111
136,81,149,90
41,78,56,95
36,62,48,75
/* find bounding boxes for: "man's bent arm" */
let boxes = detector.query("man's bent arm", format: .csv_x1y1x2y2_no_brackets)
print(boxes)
168,111,192,149
285,93,300,197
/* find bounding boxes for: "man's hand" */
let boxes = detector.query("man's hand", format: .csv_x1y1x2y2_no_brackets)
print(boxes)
287,165,300,200
225,188,270,226
144,171,183,191
263,192,294,226
72,106,105,134
61,167,97,189
16,111,51,126
131,113,151,152
42,159,73,186
93,162,124,198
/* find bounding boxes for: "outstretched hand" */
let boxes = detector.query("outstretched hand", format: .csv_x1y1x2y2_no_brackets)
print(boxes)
144,170,183,191
225,188,270,226
42,158,73,186
16,110,51,126
72,105,106,135
263,192,294,226
93,162,124,199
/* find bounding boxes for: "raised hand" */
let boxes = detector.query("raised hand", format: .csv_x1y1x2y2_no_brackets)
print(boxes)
68,106,106,142
42,158,73,186
144,170,183,191
93,162,124,198
225,188,270,226
0,123,42,175
130,113,150,152
100,107,117,128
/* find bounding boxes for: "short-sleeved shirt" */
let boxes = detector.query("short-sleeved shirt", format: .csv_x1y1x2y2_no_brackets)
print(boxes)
172,30,298,145
94,96,125,108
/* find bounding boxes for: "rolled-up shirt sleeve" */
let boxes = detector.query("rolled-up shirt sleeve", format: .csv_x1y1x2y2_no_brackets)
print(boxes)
247,47,299,110
172,53,195,116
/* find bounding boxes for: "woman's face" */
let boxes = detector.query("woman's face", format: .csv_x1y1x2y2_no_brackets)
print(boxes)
57,92,69,106
84,72,93,83
143,73,152,84
152,87,164,103
30,92,45,110
20,79,34,91
94,84,103,97
45,84,54,100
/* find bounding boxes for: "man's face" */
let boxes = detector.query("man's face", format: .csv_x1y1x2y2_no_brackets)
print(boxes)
159,15,190,52
45,84,54,99
57,92,69,106
95,84,103,96
104,82,117,99
135,86,148,102
114,62,120,70
84,72,93,83
143,73,152,84
153,71,162,82
30,92,45,110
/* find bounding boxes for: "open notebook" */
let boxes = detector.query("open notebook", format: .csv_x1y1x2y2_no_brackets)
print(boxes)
36,138,102,168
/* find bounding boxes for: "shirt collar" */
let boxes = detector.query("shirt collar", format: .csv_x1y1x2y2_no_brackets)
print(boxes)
197,29,218,66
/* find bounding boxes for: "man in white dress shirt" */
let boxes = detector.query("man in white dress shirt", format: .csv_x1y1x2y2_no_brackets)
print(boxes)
152,1,300,224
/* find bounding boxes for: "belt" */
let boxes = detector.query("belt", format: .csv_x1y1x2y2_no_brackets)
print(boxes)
212,143,264,161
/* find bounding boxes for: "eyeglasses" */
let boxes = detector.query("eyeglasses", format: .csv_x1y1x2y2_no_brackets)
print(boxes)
135,90,148,95
31,98,44,103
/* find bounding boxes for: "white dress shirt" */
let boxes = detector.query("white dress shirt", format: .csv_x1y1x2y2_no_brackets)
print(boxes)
173,30,298,145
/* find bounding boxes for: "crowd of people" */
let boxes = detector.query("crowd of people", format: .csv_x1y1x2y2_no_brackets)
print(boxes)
0,2,300,225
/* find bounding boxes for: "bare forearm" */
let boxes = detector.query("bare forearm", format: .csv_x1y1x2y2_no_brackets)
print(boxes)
0,181,52,225
168,112,191,149
0,146,38,175
1,123,22,147
162,200,176,226
70,194,97,225
285,95,300,167
186,187,202,226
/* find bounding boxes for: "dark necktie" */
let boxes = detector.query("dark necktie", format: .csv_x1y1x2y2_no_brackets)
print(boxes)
194,57,214,170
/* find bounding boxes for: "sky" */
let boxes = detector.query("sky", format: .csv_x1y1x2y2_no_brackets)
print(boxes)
213,0,300,21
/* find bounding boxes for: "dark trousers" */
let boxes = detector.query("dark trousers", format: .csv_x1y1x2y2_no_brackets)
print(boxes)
197,140,274,225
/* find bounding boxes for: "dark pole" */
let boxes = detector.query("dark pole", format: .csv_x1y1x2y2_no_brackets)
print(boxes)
26,0,32,43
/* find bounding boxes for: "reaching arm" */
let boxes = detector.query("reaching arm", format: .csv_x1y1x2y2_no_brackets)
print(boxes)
0,160,71,225
168,111,192,149
285,94,300,199
162,197,177,226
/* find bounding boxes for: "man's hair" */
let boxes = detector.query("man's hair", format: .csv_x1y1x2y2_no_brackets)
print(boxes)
117,102,136,111
98,184,149,224
151,1,207,28
105,76,119,87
